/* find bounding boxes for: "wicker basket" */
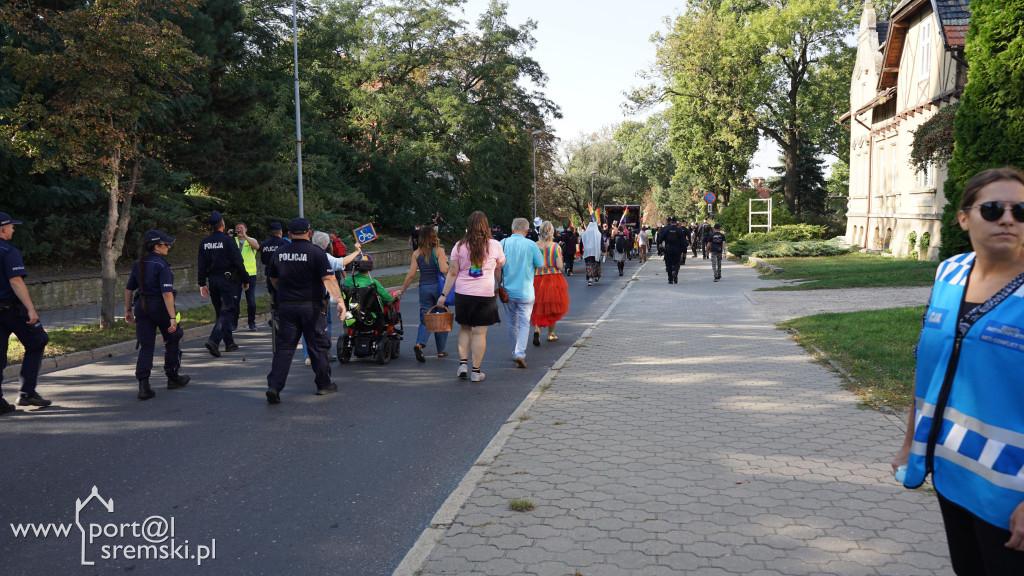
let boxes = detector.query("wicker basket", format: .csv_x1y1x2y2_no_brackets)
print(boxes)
424,304,454,333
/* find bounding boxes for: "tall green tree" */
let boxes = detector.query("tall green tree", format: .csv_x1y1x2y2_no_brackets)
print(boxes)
939,0,1024,258
0,0,201,328
643,0,855,212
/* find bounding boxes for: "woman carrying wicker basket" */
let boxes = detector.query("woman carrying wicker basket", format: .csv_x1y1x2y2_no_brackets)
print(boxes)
396,224,449,362
531,221,570,346
437,211,505,382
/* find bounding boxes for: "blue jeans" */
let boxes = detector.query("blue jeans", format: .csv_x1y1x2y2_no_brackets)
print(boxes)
417,284,448,353
503,297,535,360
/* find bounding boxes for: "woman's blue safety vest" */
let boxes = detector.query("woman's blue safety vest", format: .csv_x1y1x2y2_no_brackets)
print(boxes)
907,252,1024,530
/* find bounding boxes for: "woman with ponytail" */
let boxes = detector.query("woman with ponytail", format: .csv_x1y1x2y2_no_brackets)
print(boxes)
124,230,190,400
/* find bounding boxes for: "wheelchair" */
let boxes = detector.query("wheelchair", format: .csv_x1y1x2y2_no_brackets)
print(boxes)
336,263,403,365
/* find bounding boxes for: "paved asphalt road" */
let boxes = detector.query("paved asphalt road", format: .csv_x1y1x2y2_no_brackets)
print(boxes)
1,258,641,575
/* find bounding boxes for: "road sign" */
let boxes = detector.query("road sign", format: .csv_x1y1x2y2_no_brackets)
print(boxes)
704,192,717,204
353,223,377,244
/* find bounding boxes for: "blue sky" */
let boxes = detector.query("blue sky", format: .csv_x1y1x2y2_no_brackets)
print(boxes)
458,0,780,177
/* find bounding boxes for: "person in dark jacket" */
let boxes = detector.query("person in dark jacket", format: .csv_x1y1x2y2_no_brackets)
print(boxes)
0,212,50,413
197,211,248,357
124,230,190,400
659,217,684,284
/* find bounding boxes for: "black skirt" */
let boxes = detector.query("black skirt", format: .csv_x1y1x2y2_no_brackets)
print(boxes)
454,293,501,327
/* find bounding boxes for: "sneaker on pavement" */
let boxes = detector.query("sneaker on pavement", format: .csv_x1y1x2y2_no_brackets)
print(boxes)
17,392,51,407
457,363,469,379
304,358,312,366
205,340,221,357
514,357,526,368
316,384,338,395
0,399,16,415
265,388,281,404
224,343,239,352
471,371,486,382
249,324,258,332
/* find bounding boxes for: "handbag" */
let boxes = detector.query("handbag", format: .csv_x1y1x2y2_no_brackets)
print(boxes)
497,277,509,303
434,248,455,306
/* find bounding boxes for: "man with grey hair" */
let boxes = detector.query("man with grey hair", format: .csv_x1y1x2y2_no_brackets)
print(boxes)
500,217,544,368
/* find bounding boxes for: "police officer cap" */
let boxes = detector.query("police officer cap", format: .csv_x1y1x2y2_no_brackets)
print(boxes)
289,217,311,234
0,212,23,227
144,229,175,244
208,211,223,225
668,216,677,223
269,221,282,231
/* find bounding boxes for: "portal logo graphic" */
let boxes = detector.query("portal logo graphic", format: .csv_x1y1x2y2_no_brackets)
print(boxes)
9,485,216,566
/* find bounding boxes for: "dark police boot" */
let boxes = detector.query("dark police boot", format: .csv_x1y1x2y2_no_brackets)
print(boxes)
167,373,191,390
138,379,156,400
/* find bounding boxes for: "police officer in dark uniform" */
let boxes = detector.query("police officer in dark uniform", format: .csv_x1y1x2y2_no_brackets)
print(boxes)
265,217,346,404
197,211,248,357
125,229,190,400
676,220,691,266
259,222,290,295
0,212,51,414
659,217,684,284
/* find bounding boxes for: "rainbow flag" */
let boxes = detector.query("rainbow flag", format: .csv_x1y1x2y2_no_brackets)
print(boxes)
588,202,599,223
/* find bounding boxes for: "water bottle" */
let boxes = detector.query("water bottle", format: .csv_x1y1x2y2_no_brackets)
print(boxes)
894,465,907,483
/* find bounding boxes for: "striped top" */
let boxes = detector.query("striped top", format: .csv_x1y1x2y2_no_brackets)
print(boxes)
536,244,562,276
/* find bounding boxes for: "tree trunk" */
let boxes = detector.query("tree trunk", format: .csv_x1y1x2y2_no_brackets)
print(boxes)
782,139,799,213
98,149,137,329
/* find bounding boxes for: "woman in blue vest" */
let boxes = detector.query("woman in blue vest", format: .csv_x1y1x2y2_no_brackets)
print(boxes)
893,167,1024,573
125,230,190,400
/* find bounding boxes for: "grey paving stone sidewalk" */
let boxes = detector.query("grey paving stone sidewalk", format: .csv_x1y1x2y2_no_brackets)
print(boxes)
407,256,951,575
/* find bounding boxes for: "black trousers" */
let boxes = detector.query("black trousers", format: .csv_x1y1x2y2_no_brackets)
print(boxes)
0,308,48,398
208,274,240,346
267,304,332,392
664,248,681,277
133,299,183,380
938,491,1024,575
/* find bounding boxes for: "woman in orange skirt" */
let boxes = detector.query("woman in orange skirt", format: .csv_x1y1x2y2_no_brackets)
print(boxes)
532,221,570,346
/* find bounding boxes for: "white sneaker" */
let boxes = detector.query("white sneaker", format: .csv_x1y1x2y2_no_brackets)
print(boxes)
305,358,311,366
457,363,469,379
471,371,486,382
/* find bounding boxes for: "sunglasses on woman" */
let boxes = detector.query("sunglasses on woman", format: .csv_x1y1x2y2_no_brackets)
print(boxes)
963,201,1024,223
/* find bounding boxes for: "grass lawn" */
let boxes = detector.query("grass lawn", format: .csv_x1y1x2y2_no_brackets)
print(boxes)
756,252,939,291
780,306,924,410
6,295,275,366
7,271,417,366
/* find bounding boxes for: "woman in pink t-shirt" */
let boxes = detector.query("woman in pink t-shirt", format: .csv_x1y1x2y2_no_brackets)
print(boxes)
437,211,505,382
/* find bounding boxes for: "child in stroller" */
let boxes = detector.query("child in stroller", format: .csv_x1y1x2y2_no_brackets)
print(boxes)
337,255,403,364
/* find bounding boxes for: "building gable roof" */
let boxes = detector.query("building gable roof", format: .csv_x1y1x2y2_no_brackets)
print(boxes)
877,0,970,89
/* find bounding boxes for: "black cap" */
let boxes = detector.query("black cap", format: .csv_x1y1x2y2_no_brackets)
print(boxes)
0,212,23,227
144,229,175,244
289,217,310,234
269,221,282,231
208,211,223,225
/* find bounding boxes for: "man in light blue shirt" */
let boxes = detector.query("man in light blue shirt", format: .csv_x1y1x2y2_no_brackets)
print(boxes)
500,217,544,368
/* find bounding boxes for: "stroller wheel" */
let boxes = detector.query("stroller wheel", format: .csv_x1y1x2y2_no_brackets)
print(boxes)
391,340,400,359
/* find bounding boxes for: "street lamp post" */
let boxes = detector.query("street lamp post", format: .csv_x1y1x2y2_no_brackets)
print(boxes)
292,0,304,217
531,130,543,222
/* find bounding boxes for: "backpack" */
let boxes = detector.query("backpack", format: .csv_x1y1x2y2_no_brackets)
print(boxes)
709,232,725,252
331,237,346,257
614,234,627,253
